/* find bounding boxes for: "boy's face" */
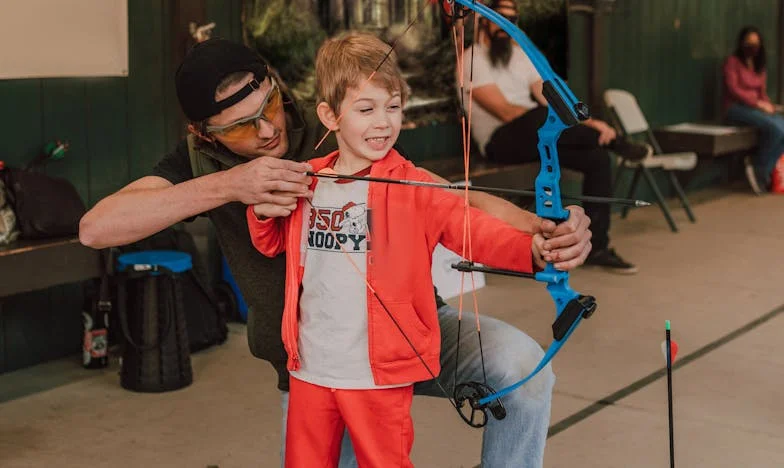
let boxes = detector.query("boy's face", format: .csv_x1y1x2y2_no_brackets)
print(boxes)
334,80,403,165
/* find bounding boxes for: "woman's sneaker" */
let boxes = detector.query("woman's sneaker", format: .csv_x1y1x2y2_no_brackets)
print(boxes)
609,138,650,162
744,155,763,195
584,248,638,274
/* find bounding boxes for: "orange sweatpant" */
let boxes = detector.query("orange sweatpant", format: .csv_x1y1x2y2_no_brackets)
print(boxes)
286,376,415,468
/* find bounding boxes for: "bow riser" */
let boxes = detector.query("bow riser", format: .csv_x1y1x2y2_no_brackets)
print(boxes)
534,112,570,221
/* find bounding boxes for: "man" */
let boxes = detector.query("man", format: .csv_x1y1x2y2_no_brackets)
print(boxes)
459,0,644,274
79,38,592,467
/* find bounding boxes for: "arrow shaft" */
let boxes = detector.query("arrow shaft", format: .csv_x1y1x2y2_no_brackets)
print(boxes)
666,328,675,468
307,172,649,207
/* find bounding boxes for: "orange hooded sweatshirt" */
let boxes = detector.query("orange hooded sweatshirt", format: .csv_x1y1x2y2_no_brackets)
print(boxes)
247,149,534,386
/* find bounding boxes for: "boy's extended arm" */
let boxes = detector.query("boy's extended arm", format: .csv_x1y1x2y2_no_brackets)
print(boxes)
246,206,287,257
415,168,542,232
414,170,535,273
416,167,592,270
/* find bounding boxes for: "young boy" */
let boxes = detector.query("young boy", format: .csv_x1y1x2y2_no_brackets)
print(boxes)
247,31,545,467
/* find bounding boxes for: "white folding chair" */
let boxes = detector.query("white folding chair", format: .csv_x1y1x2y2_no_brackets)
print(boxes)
603,89,698,232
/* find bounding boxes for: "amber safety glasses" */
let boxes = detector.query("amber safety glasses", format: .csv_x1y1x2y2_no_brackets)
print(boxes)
205,78,283,141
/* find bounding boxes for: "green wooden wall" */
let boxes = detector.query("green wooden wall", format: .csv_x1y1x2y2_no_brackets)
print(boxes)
567,0,781,200
0,0,242,374
568,0,781,126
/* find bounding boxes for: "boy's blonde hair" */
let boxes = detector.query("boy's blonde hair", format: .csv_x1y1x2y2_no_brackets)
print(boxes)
315,31,409,113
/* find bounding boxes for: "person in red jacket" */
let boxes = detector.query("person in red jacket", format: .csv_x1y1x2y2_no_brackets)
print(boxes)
247,31,547,467
722,26,784,193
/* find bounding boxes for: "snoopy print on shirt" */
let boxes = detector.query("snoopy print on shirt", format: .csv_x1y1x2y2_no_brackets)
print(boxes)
307,200,369,253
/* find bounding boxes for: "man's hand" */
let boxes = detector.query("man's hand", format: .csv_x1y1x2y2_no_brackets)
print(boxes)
584,119,617,146
225,157,313,209
535,206,592,270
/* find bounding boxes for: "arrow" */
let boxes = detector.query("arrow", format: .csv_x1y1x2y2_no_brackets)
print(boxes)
663,320,677,468
307,171,651,207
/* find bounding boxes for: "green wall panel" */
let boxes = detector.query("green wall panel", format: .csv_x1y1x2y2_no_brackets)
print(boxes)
207,0,244,43
599,0,780,126
127,0,169,181
0,80,43,166
85,78,131,206
1,285,83,373
566,10,592,106
41,79,90,204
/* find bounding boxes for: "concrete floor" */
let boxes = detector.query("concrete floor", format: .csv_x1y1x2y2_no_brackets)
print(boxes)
1,185,783,468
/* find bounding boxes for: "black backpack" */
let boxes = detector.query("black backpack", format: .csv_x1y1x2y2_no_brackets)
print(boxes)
0,164,85,240
115,227,228,353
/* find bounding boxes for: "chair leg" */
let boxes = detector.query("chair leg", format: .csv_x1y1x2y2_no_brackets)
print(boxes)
668,171,696,223
621,167,642,219
641,167,678,232
612,157,627,195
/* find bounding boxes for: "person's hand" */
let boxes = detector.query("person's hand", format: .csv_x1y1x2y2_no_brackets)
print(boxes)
585,119,617,146
252,194,301,219
531,233,548,270
757,101,775,114
226,157,312,215
774,104,784,113
535,205,592,270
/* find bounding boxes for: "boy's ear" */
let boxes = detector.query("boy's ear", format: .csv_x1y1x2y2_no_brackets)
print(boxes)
316,102,340,131
187,123,216,144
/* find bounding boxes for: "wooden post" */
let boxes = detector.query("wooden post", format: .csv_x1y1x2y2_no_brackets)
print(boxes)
328,0,344,32
590,1,605,116
778,0,784,103
350,0,363,28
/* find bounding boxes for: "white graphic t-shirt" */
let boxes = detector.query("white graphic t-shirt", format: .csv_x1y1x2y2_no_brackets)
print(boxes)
293,176,404,389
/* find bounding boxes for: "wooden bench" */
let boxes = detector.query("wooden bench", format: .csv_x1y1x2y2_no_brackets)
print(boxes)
652,123,758,157
0,237,101,298
652,123,759,194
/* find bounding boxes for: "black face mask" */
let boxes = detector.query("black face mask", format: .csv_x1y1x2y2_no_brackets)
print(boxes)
742,44,759,58
488,29,512,67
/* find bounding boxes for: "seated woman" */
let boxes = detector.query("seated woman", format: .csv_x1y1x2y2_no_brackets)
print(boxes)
722,26,784,193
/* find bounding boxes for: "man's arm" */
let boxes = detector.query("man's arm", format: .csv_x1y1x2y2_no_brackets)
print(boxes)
79,157,313,249
80,174,230,248
530,79,547,107
471,84,529,123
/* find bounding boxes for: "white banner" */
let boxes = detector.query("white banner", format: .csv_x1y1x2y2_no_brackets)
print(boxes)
0,0,128,79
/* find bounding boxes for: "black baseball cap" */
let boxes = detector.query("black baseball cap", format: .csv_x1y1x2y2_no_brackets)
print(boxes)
175,38,269,122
